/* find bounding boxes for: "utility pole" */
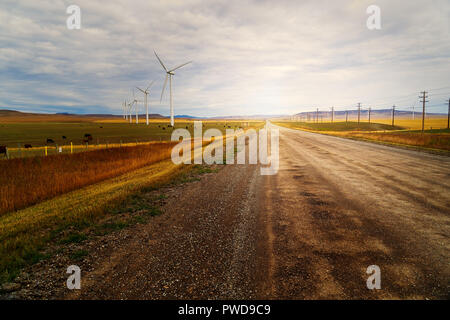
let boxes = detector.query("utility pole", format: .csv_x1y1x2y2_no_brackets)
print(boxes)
419,91,428,132
447,98,450,129
368,107,371,123
357,103,361,124
391,105,395,127
412,106,415,120
331,107,334,122
316,108,319,123
346,110,348,123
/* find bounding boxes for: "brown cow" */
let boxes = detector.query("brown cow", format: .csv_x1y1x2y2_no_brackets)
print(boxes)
24,144,32,149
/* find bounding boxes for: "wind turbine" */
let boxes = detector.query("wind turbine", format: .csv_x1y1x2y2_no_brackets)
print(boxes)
136,81,154,125
127,100,134,124
154,50,192,126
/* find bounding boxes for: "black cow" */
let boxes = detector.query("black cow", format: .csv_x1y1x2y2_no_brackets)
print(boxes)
62,136,67,139
0,146,7,158
24,144,32,149
46,138,55,144
84,133,93,141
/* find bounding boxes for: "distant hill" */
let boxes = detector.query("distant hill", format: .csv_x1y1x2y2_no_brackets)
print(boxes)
0,109,167,122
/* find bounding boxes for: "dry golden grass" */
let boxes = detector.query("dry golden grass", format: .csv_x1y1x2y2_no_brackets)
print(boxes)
0,142,177,216
341,131,450,151
367,118,448,130
0,159,186,282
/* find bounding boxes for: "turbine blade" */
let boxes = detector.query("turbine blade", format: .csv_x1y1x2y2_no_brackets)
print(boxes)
136,87,145,94
169,61,192,72
154,50,167,72
146,80,154,92
160,74,168,102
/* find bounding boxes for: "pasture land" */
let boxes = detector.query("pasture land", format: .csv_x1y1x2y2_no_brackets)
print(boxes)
0,120,263,158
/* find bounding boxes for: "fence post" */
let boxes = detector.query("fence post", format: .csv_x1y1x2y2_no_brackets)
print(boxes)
71,142,73,154
45,146,48,156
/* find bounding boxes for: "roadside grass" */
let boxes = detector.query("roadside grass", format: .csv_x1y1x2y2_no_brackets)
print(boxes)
0,142,178,216
339,129,450,151
274,121,450,152
0,160,222,284
0,159,178,283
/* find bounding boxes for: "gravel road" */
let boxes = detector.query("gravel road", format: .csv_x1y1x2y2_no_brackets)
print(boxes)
8,124,449,299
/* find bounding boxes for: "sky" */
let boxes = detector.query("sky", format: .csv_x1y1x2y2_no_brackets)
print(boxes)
0,0,449,117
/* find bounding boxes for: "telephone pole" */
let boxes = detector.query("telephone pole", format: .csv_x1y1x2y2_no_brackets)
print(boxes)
331,107,334,122
345,110,348,123
447,98,450,129
316,108,319,123
419,91,428,132
357,103,361,124
391,105,395,127
368,107,371,123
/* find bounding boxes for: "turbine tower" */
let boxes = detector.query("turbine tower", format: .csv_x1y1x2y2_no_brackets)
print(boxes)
136,81,154,125
154,50,192,126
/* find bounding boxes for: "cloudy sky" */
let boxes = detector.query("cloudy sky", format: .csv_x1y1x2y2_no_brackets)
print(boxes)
0,0,449,117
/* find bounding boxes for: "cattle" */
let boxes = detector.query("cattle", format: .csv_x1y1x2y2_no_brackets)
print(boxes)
24,144,32,149
62,136,67,139
0,146,7,158
84,133,93,141
162,127,165,130
46,138,55,144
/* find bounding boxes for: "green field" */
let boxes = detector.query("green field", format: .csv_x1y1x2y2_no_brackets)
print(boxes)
0,120,263,158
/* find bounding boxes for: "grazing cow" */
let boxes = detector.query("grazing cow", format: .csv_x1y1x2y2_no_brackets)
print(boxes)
46,138,55,144
0,146,7,158
24,144,32,149
162,127,165,130
84,133,93,141
62,136,67,139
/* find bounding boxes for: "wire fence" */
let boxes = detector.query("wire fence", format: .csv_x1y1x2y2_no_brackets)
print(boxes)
1,138,173,160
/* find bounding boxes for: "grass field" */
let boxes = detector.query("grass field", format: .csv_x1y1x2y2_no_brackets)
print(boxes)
0,120,262,147
0,142,178,216
274,119,450,152
0,159,197,283
273,121,403,131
